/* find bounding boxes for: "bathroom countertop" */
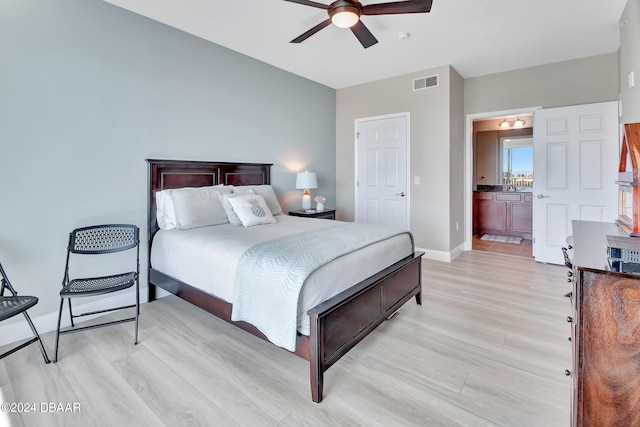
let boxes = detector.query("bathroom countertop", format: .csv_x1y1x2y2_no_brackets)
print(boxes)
475,185,532,193
474,189,532,193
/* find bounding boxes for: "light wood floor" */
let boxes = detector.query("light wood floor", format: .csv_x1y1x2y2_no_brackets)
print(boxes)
472,235,533,258
0,251,572,426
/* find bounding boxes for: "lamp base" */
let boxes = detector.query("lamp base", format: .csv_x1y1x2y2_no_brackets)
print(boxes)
301,194,311,211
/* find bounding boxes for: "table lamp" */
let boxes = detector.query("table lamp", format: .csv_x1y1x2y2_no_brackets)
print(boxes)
296,171,318,211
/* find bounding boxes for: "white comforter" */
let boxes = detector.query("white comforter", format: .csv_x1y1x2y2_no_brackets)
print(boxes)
150,215,413,336
232,222,414,351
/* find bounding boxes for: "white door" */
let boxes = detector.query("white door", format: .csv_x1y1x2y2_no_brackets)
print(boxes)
355,114,409,229
533,101,619,264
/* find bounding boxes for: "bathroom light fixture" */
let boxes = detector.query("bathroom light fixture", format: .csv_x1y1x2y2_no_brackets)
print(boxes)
498,118,527,129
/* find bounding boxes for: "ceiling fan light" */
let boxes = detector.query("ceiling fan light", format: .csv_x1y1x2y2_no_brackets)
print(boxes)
331,9,360,28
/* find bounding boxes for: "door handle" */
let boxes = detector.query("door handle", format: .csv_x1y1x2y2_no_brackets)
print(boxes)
536,194,550,199
395,192,406,197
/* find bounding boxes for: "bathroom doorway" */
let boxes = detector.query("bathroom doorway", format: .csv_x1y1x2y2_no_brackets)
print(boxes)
465,108,538,258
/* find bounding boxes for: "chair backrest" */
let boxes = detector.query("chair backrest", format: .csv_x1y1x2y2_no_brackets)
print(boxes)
0,261,18,297
69,224,139,255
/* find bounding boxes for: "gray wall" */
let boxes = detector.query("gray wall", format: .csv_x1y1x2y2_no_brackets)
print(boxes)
476,131,501,185
0,0,336,331
336,65,455,257
448,68,465,252
620,0,640,123
465,53,619,114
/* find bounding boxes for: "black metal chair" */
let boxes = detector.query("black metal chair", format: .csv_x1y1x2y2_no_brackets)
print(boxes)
54,224,140,362
0,261,51,363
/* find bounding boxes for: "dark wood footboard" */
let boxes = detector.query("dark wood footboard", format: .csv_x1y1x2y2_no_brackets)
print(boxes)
308,251,423,402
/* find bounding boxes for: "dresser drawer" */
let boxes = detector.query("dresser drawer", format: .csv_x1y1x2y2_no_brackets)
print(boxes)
474,192,494,200
496,193,522,201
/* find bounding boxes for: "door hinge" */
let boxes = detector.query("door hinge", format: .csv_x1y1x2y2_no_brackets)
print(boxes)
356,132,361,138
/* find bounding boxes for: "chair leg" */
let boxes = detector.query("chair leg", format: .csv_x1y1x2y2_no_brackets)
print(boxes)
134,281,139,345
53,298,65,363
22,311,51,364
67,298,75,327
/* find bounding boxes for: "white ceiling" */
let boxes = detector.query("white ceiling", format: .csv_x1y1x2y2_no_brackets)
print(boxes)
103,0,627,89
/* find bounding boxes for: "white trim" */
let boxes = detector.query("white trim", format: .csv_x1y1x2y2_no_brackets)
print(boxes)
0,289,145,347
464,106,541,252
416,243,464,263
354,112,411,230
449,242,465,261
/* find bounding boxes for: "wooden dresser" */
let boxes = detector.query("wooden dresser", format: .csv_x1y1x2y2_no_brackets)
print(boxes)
570,220,640,426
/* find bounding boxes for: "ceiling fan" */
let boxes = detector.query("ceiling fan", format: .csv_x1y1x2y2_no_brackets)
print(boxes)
283,0,433,48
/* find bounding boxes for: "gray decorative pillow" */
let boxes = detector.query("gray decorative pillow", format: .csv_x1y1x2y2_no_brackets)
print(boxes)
226,194,277,227
244,185,283,215
219,188,256,226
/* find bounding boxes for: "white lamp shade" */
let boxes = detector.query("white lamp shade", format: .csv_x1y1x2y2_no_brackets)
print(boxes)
296,171,318,190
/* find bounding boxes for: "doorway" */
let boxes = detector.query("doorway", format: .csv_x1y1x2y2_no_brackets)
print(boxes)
354,112,410,230
531,101,619,264
466,102,619,263
464,107,540,257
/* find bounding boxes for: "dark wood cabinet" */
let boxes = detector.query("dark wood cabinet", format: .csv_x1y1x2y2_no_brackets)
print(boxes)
473,192,532,239
570,220,640,426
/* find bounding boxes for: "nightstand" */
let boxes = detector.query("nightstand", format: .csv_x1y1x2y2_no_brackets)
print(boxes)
288,209,336,220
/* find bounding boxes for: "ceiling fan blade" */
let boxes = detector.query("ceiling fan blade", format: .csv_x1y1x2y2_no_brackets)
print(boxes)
350,20,378,48
290,19,332,43
362,0,433,15
282,0,329,10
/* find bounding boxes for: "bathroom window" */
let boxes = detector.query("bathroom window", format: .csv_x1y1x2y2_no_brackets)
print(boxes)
501,137,533,187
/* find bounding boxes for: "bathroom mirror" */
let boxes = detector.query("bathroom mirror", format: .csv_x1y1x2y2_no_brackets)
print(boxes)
502,137,533,187
475,128,533,188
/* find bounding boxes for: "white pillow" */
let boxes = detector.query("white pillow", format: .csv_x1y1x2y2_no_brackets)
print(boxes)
220,188,256,226
156,190,177,230
227,194,277,227
156,185,232,230
245,185,283,215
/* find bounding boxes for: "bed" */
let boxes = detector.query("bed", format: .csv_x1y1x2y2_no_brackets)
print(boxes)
146,159,424,402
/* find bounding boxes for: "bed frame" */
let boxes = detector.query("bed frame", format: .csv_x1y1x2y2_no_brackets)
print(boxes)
146,159,424,402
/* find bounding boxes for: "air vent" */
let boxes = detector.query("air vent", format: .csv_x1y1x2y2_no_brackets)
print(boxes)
413,74,439,91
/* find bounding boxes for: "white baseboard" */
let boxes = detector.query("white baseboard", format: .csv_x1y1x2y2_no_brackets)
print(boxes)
450,243,466,261
416,244,466,263
0,289,145,348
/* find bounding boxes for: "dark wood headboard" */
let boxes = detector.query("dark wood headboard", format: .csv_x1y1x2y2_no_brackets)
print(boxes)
146,159,272,242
